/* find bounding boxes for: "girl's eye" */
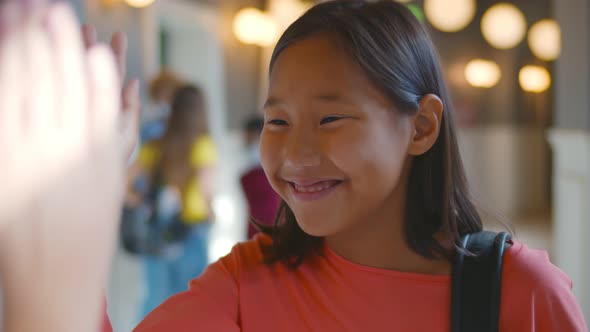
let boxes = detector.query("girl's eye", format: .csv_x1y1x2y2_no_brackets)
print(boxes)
266,119,288,126
320,116,342,125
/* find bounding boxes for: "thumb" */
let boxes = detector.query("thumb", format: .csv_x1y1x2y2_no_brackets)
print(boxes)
121,79,140,160
110,31,127,85
122,78,140,111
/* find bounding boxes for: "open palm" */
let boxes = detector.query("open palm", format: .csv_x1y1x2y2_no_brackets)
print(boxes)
0,3,128,332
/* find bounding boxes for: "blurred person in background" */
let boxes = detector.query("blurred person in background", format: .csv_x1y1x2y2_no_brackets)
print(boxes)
240,115,280,238
127,84,217,318
141,70,185,142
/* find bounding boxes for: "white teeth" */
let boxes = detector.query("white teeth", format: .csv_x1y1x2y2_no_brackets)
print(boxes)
293,182,335,193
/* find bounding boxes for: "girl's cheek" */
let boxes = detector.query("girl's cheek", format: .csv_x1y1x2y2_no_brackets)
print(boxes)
260,139,281,171
325,130,366,161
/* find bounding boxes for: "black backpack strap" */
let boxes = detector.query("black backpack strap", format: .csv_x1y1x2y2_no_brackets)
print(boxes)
451,231,511,332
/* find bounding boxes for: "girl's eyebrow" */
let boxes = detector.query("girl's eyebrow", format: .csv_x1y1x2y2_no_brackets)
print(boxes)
312,93,350,103
264,93,354,109
263,97,284,109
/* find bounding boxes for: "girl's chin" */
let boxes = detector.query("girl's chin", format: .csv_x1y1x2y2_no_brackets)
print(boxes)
295,220,339,238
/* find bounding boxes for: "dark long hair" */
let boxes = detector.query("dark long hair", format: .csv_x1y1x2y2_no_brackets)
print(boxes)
155,85,207,191
261,0,483,266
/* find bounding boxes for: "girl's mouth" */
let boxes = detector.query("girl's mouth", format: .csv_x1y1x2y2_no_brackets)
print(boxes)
288,180,343,201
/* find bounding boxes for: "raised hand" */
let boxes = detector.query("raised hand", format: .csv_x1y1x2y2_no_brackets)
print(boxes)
0,2,125,331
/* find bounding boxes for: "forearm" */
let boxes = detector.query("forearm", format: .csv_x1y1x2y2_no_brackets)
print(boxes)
0,219,110,332
1,278,103,332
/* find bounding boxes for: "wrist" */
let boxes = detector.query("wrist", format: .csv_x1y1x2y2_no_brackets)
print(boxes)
2,283,103,332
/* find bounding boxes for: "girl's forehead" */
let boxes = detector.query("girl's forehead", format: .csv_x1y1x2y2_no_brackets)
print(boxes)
267,36,394,112
269,36,369,92
275,36,359,70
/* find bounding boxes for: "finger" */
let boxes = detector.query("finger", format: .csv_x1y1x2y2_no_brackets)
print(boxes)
81,24,97,50
20,0,47,15
87,44,120,148
110,31,127,85
47,3,88,134
0,1,22,39
122,79,140,113
0,11,24,147
24,9,55,141
0,5,26,218
122,79,140,157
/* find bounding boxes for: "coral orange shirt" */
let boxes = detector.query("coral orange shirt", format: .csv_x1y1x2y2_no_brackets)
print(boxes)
134,234,587,331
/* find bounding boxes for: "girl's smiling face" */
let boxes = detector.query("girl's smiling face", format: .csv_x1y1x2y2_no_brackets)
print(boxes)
261,35,415,238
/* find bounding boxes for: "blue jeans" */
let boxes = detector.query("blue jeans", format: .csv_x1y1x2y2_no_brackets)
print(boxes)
141,222,210,318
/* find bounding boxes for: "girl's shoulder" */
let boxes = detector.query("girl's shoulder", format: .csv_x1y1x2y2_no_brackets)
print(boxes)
138,139,162,168
140,138,163,151
502,241,571,291
192,134,213,146
190,135,217,166
211,233,274,277
500,241,587,330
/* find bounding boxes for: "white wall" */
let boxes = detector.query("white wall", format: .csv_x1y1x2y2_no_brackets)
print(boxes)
459,126,549,218
548,131,590,323
552,0,590,322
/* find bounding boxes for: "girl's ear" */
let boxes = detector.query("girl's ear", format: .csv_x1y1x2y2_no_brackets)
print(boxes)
407,94,443,156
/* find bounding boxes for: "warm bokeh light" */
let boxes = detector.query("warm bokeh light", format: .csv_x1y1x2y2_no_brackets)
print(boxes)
125,0,155,8
233,8,279,47
519,65,551,93
424,0,476,32
464,59,502,88
270,0,312,30
528,19,561,61
481,3,527,49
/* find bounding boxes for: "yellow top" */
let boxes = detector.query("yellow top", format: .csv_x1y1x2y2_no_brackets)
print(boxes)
138,135,217,223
